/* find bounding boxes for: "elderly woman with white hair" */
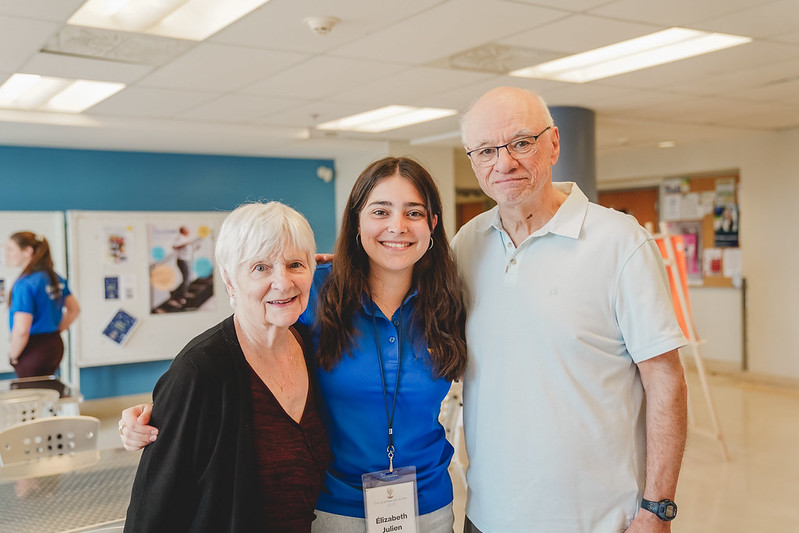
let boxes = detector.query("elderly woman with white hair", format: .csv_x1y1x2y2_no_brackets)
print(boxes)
124,202,331,532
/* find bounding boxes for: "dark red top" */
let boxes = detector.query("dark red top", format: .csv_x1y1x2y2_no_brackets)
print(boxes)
248,342,331,532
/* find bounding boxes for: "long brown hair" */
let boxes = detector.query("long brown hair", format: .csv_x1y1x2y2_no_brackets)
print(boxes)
316,157,467,381
9,231,61,301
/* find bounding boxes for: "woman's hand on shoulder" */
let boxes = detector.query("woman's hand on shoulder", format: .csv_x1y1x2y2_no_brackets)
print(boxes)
119,403,158,452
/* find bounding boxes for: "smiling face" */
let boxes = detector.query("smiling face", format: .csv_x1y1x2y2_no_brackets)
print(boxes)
4,239,32,268
358,173,437,282
462,87,560,208
228,245,313,335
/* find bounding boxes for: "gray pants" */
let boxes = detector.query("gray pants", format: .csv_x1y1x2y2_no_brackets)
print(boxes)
313,503,454,533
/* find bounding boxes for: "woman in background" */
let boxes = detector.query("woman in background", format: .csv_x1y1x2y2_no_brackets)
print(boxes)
5,232,80,377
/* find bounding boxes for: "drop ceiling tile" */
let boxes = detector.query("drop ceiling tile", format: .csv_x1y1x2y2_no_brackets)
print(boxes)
258,100,374,128
325,66,496,107
0,15,60,71
241,56,406,99
178,94,309,123
0,0,84,21
669,56,799,98
87,87,219,118
511,0,612,10
733,78,799,106
692,0,799,39
21,52,154,83
331,0,567,65
593,40,798,91
499,14,660,55
544,84,641,109
731,104,799,129
211,0,445,54
589,0,775,27
136,43,308,92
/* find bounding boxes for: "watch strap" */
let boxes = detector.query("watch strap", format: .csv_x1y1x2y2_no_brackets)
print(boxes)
640,498,677,521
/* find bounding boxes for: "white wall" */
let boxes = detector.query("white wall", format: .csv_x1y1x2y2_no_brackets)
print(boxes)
599,127,799,379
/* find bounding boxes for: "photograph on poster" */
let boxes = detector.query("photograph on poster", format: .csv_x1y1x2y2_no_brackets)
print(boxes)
713,205,739,247
105,225,133,265
148,222,215,314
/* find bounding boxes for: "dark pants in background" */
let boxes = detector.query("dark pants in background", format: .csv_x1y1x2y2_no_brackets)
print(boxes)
12,332,63,378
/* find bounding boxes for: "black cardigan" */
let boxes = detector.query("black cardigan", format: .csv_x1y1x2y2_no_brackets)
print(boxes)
125,316,314,532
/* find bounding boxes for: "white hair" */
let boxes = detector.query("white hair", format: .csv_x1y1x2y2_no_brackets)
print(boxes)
215,202,316,308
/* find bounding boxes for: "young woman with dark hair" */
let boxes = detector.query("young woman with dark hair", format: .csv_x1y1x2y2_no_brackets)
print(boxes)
308,157,467,531
5,231,80,377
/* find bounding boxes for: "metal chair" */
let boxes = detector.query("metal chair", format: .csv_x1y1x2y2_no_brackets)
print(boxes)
10,375,69,397
0,415,100,466
9,375,83,416
0,388,61,431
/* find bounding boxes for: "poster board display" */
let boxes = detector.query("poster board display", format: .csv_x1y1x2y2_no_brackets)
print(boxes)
0,212,67,374
660,175,740,287
68,211,231,367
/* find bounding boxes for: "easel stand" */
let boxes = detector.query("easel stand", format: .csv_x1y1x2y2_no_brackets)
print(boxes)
655,224,730,461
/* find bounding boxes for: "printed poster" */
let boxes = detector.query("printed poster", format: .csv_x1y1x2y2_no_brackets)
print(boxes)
147,222,215,314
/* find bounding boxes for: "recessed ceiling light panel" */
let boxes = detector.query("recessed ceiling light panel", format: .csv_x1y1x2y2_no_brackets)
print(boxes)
317,105,457,133
69,0,272,41
510,27,752,83
0,74,125,113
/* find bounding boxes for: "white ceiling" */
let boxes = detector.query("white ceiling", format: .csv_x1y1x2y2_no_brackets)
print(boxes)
1,0,798,159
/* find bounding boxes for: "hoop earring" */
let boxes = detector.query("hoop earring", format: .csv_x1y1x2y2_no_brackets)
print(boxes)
356,233,362,248
428,236,434,251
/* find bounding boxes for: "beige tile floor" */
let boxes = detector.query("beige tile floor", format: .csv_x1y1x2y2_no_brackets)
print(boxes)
89,369,799,532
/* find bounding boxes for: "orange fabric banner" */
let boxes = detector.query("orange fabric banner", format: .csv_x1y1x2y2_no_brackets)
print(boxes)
655,234,694,340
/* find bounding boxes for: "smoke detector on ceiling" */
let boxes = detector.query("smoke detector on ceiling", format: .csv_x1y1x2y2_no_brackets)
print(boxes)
304,16,339,35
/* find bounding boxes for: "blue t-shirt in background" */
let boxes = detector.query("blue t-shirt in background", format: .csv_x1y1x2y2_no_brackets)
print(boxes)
9,271,70,335
299,263,454,517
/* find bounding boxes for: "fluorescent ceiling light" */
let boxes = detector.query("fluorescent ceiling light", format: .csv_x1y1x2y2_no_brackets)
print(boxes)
69,0,271,41
0,74,125,113
510,27,751,83
317,105,457,133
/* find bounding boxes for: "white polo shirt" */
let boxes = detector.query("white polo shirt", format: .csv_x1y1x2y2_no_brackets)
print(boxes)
451,182,686,532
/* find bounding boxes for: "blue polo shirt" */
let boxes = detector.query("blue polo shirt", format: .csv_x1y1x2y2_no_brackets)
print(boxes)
9,271,70,335
299,264,454,517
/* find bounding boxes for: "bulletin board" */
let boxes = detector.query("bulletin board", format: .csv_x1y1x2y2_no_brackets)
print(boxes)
67,210,232,367
659,174,740,287
0,211,68,374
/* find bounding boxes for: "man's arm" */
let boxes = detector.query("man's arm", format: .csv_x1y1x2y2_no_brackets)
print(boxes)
626,349,687,532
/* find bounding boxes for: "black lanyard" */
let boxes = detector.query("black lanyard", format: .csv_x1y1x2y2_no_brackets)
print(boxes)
370,299,402,473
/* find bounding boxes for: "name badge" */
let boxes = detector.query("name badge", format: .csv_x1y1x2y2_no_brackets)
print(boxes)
362,465,419,533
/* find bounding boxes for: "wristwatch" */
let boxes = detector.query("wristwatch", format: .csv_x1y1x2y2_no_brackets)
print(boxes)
641,498,678,521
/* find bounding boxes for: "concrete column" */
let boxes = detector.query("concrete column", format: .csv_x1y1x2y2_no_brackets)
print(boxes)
550,106,596,202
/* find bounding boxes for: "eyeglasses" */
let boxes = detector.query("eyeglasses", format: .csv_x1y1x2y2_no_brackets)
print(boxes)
465,126,552,167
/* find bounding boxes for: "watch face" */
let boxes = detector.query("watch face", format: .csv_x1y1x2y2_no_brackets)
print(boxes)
664,504,677,519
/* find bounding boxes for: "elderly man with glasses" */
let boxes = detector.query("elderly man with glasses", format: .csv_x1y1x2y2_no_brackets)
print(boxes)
451,86,688,533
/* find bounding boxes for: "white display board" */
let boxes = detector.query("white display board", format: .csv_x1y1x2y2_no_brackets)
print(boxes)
67,210,231,368
0,212,67,374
